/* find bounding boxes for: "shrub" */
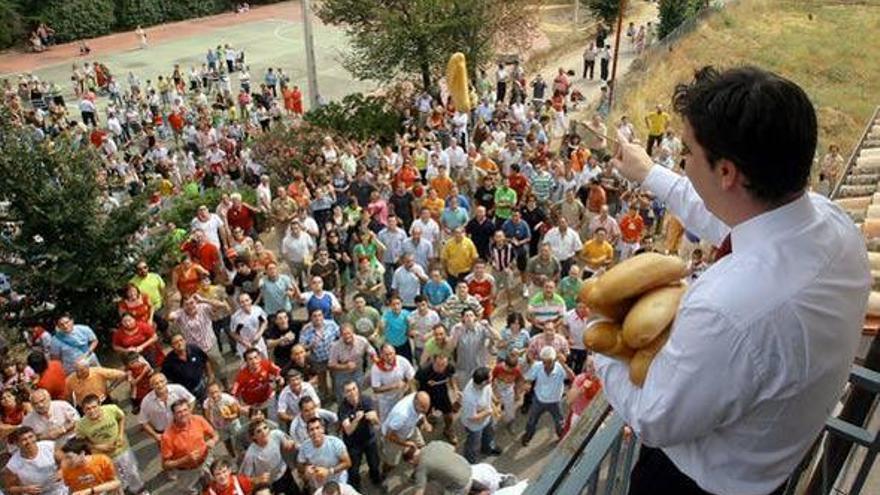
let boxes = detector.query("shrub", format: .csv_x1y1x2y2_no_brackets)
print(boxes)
304,93,402,145
113,0,166,30
0,0,23,49
252,122,336,185
38,0,116,43
160,0,231,23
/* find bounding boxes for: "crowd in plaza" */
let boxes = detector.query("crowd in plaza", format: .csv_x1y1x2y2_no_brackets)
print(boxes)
0,13,853,495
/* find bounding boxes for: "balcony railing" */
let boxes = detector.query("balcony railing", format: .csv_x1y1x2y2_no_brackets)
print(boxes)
528,364,879,495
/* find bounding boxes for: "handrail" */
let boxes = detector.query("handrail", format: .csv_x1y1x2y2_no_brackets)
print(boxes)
830,105,880,199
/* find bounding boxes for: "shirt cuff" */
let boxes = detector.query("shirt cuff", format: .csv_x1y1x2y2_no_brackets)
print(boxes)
642,165,680,203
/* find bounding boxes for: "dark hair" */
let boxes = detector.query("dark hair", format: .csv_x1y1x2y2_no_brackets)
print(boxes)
26,352,48,374
298,395,316,410
171,398,190,413
61,437,92,455
210,458,232,474
81,394,101,407
322,481,341,495
472,366,491,385
672,66,816,204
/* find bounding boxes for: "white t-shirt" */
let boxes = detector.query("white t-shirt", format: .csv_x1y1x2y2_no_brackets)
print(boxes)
191,214,225,247
410,218,440,246
563,309,591,351
5,441,66,495
231,306,269,357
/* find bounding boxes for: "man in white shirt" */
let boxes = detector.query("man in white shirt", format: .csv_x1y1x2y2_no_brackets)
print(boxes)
410,209,441,248
603,66,871,495
191,205,227,248
138,373,195,443
460,367,501,463
277,369,321,424
281,221,316,286
370,345,416,420
391,254,428,309
22,389,79,446
381,391,432,469
542,217,583,275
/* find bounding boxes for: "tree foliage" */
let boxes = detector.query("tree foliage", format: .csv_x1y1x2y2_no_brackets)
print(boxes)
658,0,706,39
316,0,537,91
585,0,621,26
0,112,153,333
304,93,402,144
251,122,339,186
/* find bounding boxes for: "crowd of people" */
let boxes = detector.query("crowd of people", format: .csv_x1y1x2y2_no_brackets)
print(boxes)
0,12,848,495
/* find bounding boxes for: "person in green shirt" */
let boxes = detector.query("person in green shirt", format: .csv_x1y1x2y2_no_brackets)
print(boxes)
346,294,382,340
76,395,146,494
130,260,166,311
558,265,583,310
494,184,518,224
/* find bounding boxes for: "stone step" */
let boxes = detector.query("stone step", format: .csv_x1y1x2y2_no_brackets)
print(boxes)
838,184,878,197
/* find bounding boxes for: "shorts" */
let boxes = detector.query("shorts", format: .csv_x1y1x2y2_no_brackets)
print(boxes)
493,268,516,292
382,428,425,466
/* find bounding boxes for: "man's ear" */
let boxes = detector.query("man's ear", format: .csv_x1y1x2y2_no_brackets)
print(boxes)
715,158,740,191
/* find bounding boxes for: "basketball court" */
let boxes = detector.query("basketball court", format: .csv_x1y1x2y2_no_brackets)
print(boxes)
0,1,374,110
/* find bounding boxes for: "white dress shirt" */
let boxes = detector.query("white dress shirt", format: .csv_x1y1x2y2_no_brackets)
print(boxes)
138,384,195,432
542,227,583,261
595,165,871,495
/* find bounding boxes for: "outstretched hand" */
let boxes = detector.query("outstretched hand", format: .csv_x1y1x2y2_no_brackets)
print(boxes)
610,131,654,184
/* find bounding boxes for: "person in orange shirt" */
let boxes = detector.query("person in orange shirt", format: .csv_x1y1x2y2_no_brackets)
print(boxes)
172,253,211,299
60,438,122,495
586,179,607,214
422,188,446,220
161,400,218,488
570,143,590,173
618,206,645,260
395,161,420,190
429,164,454,200
508,164,529,202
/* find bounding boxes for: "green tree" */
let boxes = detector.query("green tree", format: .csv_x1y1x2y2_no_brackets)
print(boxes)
658,0,706,39
304,93,402,144
585,0,622,26
316,0,536,91
0,113,155,334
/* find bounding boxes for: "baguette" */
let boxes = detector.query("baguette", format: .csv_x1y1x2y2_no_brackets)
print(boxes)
622,283,686,349
582,320,620,353
588,253,688,307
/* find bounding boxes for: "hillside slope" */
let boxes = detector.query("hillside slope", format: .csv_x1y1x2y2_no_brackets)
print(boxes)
613,0,880,153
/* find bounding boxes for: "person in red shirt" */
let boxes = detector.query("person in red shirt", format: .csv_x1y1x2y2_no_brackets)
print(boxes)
466,260,496,318
290,85,304,115
232,348,282,409
112,313,164,367
226,193,259,237
181,230,222,275
27,352,68,400
203,458,254,495
491,355,524,430
118,284,153,326
563,360,602,437
618,206,645,260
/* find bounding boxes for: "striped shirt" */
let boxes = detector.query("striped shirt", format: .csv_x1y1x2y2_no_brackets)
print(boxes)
531,171,555,202
528,292,567,325
491,244,515,271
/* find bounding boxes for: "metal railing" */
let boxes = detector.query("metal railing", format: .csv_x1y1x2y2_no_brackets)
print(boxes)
830,105,880,199
528,364,879,495
524,394,638,495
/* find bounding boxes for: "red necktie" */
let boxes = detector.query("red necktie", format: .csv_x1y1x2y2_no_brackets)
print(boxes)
715,234,732,260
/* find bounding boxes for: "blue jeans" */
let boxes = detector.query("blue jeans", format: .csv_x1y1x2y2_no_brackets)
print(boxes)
464,422,497,463
524,400,564,442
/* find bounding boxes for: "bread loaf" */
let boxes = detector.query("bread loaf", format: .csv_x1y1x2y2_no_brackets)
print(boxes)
588,253,688,308
582,320,620,353
622,283,686,348
628,331,669,387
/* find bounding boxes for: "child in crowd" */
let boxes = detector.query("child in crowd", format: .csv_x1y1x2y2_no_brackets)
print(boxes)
203,381,244,459
491,355,524,432
123,351,152,415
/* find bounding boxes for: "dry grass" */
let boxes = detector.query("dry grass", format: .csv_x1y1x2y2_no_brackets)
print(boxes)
613,0,880,152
